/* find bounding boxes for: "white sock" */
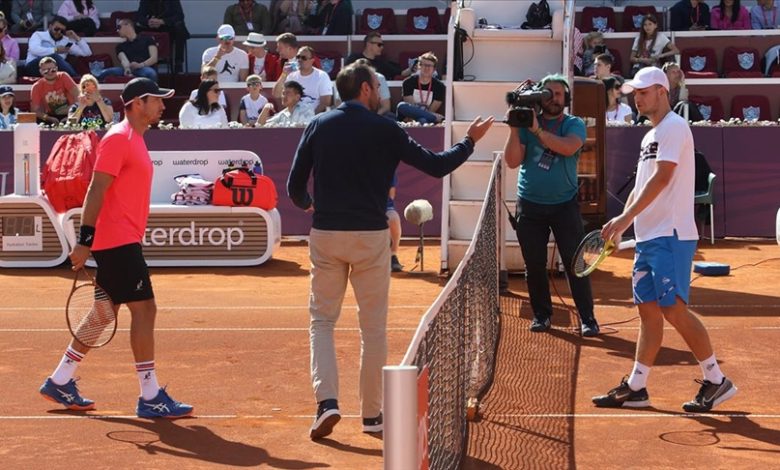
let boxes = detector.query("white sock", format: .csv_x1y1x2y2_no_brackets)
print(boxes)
51,347,85,385
627,361,650,391
699,353,725,384
136,361,160,400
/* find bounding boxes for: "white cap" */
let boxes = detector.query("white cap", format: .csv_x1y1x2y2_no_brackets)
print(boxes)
217,24,235,39
621,66,669,94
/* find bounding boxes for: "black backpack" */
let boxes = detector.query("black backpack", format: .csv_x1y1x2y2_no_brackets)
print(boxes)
522,0,553,30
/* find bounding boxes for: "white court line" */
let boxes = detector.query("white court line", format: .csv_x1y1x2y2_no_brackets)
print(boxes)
1,304,779,312
0,327,417,332
493,413,780,419
3,413,780,420
0,305,431,312
0,414,362,420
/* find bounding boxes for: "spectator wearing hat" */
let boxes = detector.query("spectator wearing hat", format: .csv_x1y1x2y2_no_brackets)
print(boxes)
238,74,269,125
202,24,249,83
98,18,158,82
243,32,281,81
224,0,272,35
30,56,79,125
135,0,190,73
0,40,15,84
258,79,313,126
0,85,18,129
0,16,21,64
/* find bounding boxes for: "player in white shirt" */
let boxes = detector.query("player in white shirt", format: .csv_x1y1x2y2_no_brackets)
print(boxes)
201,24,249,83
238,74,269,126
593,67,737,413
273,46,332,114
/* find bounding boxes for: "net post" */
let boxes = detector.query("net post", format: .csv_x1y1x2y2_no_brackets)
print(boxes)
383,365,418,470
493,151,508,292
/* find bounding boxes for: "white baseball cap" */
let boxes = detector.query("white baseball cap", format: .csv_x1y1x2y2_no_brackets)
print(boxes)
621,66,669,94
217,24,235,40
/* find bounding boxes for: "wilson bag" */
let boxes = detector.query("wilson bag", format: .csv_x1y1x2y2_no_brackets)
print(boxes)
212,167,277,210
41,131,100,213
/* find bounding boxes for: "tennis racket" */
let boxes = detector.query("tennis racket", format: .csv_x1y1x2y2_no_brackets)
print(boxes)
66,269,117,348
572,230,636,278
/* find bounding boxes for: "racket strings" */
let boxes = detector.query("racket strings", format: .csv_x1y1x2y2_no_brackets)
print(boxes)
69,285,115,347
573,234,606,275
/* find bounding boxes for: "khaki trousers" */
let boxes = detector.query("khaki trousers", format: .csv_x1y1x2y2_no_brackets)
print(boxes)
308,228,390,418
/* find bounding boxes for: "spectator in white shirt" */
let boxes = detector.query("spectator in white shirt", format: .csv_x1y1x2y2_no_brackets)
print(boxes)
57,0,100,37
258,79,313,126
272,45,332,114
239,74,269,126
179,79,229,129
201,24,249,83
21,15,91,78
189,66,227,108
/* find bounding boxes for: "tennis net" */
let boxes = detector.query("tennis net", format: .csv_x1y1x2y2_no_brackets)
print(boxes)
397,156,503,470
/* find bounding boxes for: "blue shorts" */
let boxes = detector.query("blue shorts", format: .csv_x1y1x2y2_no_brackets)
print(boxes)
632,233,696,307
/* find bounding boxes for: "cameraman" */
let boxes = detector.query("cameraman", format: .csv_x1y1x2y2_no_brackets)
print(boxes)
502,74,599,337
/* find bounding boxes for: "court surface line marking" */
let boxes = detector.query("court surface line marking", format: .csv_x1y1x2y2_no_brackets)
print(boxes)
1,304,779,312
0,327,418,332
3,413,780,420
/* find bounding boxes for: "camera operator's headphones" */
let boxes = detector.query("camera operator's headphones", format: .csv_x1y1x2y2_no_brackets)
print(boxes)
538,75,571,107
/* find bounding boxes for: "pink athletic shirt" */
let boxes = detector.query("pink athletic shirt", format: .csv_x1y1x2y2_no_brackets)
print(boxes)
91,120,153,251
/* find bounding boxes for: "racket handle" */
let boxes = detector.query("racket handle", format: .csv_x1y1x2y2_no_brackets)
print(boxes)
617,239,636,251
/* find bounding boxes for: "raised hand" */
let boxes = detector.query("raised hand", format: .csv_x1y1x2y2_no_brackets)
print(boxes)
465,115,496,143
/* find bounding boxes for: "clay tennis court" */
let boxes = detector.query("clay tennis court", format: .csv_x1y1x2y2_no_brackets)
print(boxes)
1,238,778,468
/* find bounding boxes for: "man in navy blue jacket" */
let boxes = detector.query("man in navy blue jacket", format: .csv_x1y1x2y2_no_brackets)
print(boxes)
288,62,494,440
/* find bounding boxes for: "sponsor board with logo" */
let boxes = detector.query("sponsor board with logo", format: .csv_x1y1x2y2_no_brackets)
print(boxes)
62,205,281,267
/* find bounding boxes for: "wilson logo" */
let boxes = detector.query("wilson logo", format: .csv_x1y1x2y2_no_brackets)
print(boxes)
231,187,254,206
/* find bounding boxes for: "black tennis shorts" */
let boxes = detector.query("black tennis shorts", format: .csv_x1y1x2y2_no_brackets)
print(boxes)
92,243,154,305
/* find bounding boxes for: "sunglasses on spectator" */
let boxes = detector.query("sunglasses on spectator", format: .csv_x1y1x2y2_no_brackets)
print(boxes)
370,42,384,47
41,68,57,74
296,55,312,61
53,27,65,33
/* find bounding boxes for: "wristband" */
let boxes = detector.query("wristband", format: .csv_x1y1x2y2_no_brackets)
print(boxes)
78,225,95,247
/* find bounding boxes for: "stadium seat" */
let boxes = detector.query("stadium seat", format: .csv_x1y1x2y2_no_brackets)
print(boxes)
681,47,719,78
316,50,343,80
762,44,780,76
405,7,442,34
730,95,772,121
689,95,724,121
103,75,133,84
622,6,657,32
75,54,113,77
141,31,171,74
723,47,763,78
109,11,135,32
357,8,397,35
395,50,426,79
581,7,616,32
608,48,624,76
695,172,716,244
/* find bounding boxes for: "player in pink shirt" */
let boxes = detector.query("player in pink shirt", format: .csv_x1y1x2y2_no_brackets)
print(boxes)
40,78,194,419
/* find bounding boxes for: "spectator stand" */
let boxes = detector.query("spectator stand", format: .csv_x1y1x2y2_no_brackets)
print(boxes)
575,4,670,33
